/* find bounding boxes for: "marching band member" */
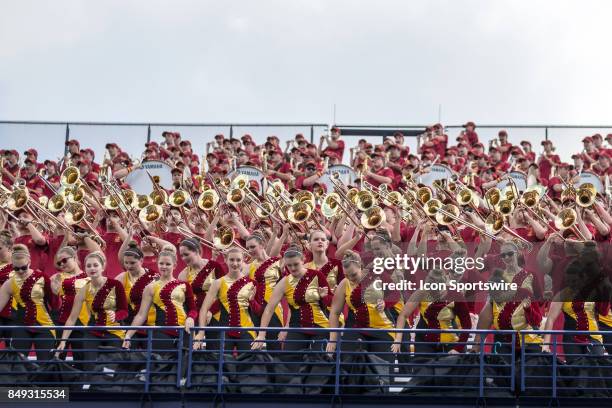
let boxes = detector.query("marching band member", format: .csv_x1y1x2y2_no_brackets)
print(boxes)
177,237,225,347
194,247,261,352
0,231,14,343
115,242,158,342
251,245,333,353
0,244,56,362
474,242,543,355
123,247,198,351
56,252,128,368
245,232,285,350
327,250,398,364
392,269,472,355
50,246,89,363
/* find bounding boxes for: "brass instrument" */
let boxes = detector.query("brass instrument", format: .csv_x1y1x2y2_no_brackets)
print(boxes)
139,204,164,224
484,187,501,210
212,225,249,254
60,166,81,187
554,208,588,241
65,202,104,242
197,190,219,211
136,194,153,210
48,193,67,213
484,212,534,251
360,206,386,229
149,189,168,206
355,190,376,211
169,189,189,207
575,183,597,208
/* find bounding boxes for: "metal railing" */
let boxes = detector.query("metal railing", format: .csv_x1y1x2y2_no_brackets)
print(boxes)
2,325,612,401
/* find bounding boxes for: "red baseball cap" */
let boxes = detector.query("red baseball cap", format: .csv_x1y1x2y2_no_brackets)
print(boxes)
592,133,603,140
24,148,38,157
520,140,532,146
65,139,80,146
582,136,593,143
571,154,581,159
162,131,175,137
558,162,571,169
106,143,119,149
179,140,192,146
77,159,91,167
145,141,159,149
541,140,552,146
43,160,58,167
462,121,476,128
498,130,508,136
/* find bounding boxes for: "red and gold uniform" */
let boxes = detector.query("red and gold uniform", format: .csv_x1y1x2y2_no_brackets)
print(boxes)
491,270,542,348
83,278,128,339
250,257,283,322
9,270,57,361
214,275,262,351
122,269,158,328
284,269,332,330
0,263,13,321
57,272,89,326
415,293,472,353
151,279,198,337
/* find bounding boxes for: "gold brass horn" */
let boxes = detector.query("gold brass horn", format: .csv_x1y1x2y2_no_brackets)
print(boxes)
60,166,80,187
485,212,505,235
321,193,340,218
346,188,359,204
169,189,189,207
383,191,404,207
139,204,163,224
360,206,386,229
7,189,28,211
213,225,236,250
456,188,474,206
256,201,274,218
423,198,442,217
227,188,245,206
66,184,84,203
520,190,539,208
435,204,460,225
356,190,376,211
103,195,119,210
47,193,67,213
121,189,136,209
576,184,596,208
555,208,576,230
417,186,432,204
484,188,501,209
136,194,152,210
294,190,315,206
197,190,219,211
230,174,249,190
498,199,514,215
287,202,311,223
149,189,168,206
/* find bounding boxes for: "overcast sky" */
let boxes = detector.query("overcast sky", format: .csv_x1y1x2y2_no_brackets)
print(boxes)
1,0,611,162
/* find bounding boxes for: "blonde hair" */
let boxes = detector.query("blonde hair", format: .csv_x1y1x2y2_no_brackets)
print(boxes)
158,247,177,263
12,244,30,260
85,251,106,267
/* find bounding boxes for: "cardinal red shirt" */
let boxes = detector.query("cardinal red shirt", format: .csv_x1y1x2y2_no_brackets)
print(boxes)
538,153,560,181
323,139,345,162
15,234,49,275
499,143,514,162
365,167,394,187
546,177,564,201
101,231,124,278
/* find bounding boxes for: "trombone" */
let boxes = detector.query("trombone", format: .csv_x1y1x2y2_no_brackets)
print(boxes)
484,211,534,252
64,202,104,244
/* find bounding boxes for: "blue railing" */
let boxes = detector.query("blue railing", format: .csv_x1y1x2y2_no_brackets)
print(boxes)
1,326,612,401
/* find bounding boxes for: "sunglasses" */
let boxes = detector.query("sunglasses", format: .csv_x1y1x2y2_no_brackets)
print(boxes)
500,251,516,258
305,166,316,171
56,257,71,266
13,265,28,272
